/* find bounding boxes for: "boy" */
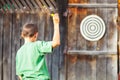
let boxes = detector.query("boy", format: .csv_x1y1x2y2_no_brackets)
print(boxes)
16,13,60,80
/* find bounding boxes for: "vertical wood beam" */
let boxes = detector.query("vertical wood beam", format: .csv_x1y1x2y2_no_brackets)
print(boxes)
118,0,120,21
118,0,120,78
118,0,120,22
117,0,120,79
118,0,120,16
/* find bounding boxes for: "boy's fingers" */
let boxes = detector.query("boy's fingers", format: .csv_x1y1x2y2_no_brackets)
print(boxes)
53,14,60,23
53,13,59,18
55,13,59,15
54,13,59,16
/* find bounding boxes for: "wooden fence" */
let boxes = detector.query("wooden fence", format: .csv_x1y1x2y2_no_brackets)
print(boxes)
66,0,118,80
0,0,67,80
0,0,120,80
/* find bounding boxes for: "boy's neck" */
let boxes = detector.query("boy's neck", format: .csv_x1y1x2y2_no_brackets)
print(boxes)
24,37,36,43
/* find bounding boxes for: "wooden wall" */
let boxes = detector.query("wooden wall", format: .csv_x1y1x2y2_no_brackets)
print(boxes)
0,0,68,79
0,12,45,80
67,0,118,80
0,0,119,80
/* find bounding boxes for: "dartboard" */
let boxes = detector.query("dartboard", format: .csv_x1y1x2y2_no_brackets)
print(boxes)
80,15,106,41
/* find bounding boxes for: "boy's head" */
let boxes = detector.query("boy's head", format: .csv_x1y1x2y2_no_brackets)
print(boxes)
21,23,38,41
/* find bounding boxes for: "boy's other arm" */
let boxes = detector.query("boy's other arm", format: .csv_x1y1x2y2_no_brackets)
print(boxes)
18,76,22,80
52,13,60,48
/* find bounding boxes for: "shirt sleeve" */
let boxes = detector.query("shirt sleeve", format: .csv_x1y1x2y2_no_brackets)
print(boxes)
36,41,53,53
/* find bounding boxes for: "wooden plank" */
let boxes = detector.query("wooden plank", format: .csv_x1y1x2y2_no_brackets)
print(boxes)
68,50,116,55
67,8,78,80
41,0,48,7
18,13,24,45
0,13,3,80
107,0,117,3
59,28,66,78
86,55,96,80
11,13,21,80
59,5,68,80
37,12,46,40
67,55,77,80
9,13,13,80
68,0,88,51
107,8,117,53
50,0,57,9
68,0,80,3
106,7,117,80
11,0,19,10
35,0,43,9
51,48,59,80
76,55,86,80
119,30,120,78
117,0,120,75
20,0,27,7
106,55,118,80
2,13,12,80
46,0,55,9
5,0,13,12
97,5,107,51
76,8,87,50
118,0,120,24
30,0,39,9
14,0,23,9
96,10,107,51
20,0,30,10
55,0,68,80
25,0,34,10
68,3,117,8
67,8,77,50
67,55,87,80
43,12,49,40
96,55,107,80
46,16,52,41
0,0,8,11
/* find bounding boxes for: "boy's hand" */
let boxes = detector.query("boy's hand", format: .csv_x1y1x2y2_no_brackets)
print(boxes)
52,13,60,24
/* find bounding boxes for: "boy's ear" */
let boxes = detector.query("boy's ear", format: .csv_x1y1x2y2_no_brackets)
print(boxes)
34,32,38,38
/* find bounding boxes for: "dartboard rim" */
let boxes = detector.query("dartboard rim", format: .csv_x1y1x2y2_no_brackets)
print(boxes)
80,15,106,41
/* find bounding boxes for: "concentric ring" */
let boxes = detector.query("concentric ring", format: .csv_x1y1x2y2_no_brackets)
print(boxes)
80,15,106,41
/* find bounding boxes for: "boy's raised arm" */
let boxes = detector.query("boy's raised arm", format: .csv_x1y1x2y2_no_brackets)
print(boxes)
52,13,60,48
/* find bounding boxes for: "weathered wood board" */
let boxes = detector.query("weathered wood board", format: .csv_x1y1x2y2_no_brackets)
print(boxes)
0,0,68,79
0,0,119,80
67,0,118,80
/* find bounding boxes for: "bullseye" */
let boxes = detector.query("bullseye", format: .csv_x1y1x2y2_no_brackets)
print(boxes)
80,15,106,41
90,26,95,30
